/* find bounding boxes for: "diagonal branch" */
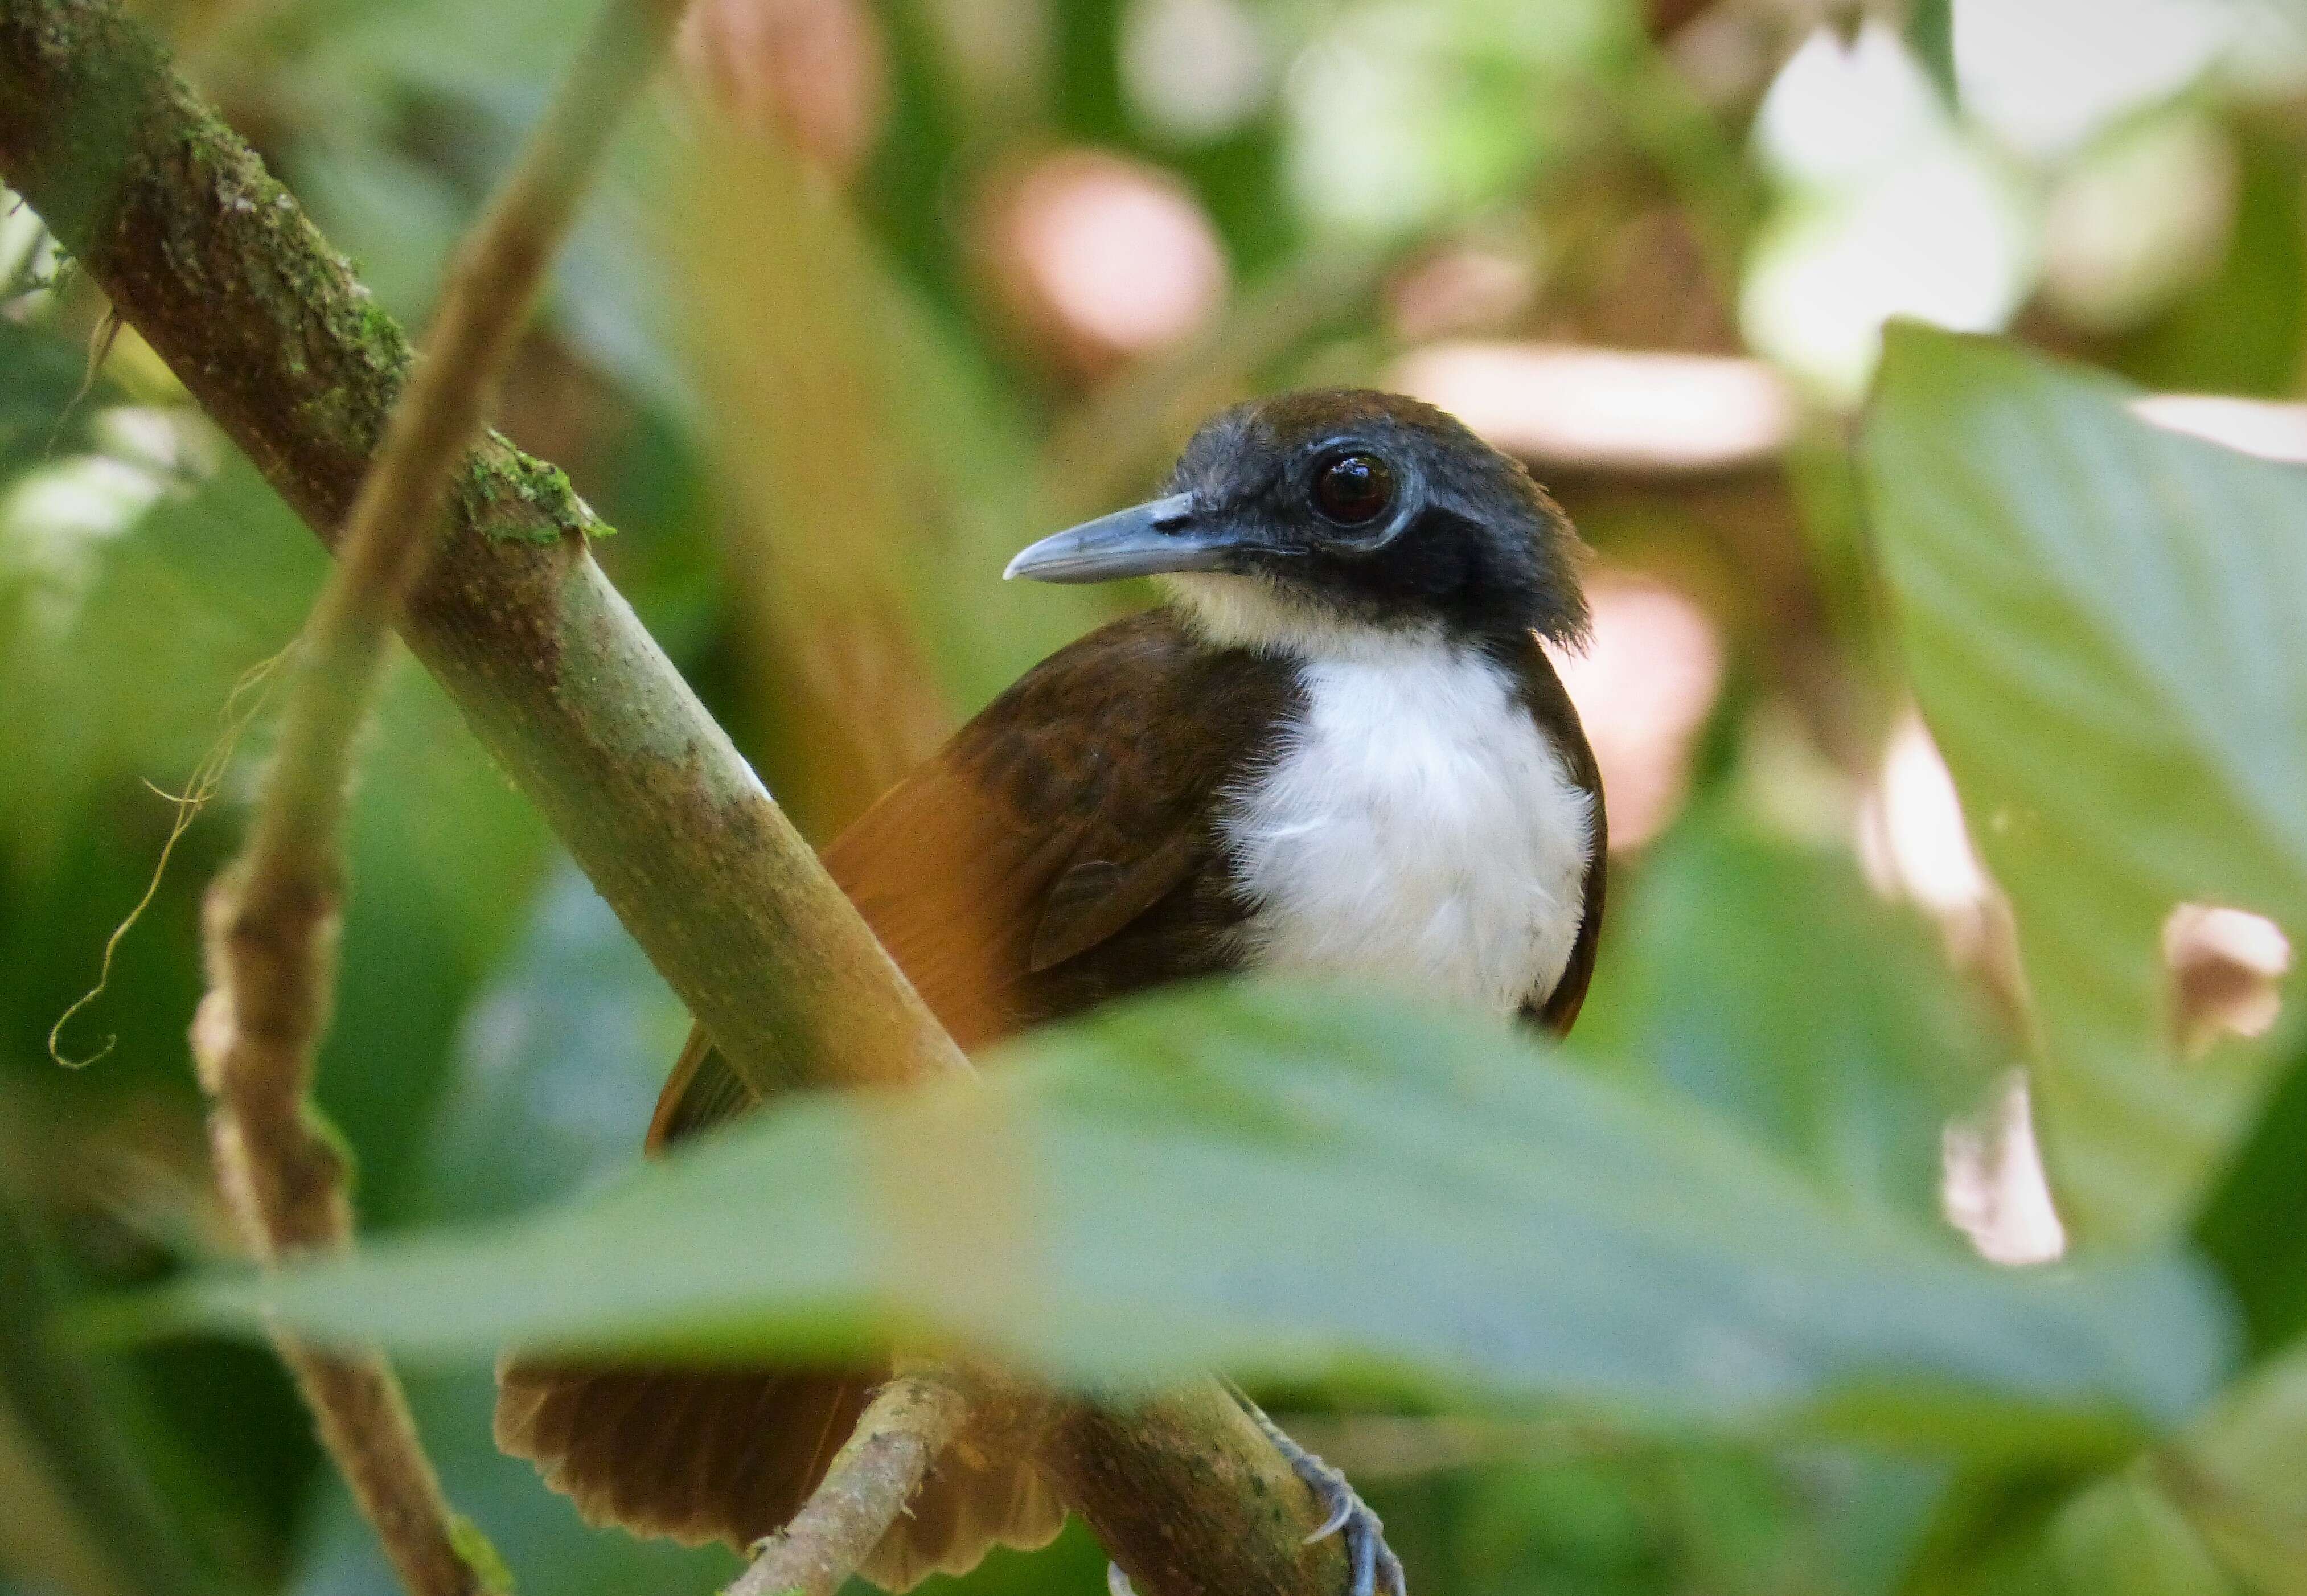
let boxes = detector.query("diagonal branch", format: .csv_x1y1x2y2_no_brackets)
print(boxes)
0,3,1350,1592
178,0,687,1592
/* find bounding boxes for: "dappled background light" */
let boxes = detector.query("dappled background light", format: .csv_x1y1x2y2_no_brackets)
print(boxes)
1393,344,1797,474
981,148,1230,381
1857,712,1990,922
675,0,886,179
1547,573,1726,853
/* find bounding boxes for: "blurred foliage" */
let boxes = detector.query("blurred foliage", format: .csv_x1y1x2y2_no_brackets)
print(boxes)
1867,327,2307,1246
6,1,2307,1595
155,981,2231,1458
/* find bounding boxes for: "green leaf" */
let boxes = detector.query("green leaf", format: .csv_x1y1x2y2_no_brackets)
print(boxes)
0,317,106,478
1442,1442,1944,1596
1919,1345,2307,1595
2035,1470,2239,1596
2194,1036,2307,1361
2176,1343,2307,1591
0,1201,219,1596
1863,326,2307,1244
2117,132,2306,398
145,983,2227,1460
1577,816,1996,1217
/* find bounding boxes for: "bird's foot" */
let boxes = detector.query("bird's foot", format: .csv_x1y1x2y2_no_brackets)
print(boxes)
1103,1400,1404,1596
1276,1431,1405,1596
1244,1400,1406,1596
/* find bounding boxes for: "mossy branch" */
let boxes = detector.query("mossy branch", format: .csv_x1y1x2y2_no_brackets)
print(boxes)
173,1,685,1593
0,2,1351,1591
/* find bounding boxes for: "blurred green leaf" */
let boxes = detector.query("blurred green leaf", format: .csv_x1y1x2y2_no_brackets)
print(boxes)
1,442,556,1574
0,319,106,478
0,456,322,868
1577,815,1996,1217
1,456,323,1115
1914,1345,2307,1596
2194,1036,2307,1362
400,867,688,1227
1,449,551,1217
1441,1441,1942,1596
2034,1471,2238,1596
1908,0,1958,108
292,0,604,106
2119,132,2306,398
1863,325,2307,1245
2174,1341,2307,1591
0,1202,215,1596
1283,0,1641,239
151,983,2227,1459
321,660,556,1223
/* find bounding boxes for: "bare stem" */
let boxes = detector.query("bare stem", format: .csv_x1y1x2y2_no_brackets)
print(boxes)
180,2,685,1594
725,1375,974,1596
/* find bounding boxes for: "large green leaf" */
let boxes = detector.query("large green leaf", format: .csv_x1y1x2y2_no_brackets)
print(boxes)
1577,816,1996,1218
1863,326,2307,1245
146,983,2226,1459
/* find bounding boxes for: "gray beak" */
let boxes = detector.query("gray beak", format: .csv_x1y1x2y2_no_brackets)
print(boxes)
1003,493,1236,583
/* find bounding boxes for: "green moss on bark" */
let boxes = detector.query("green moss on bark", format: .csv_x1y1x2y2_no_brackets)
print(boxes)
455,445,611,545
0,0,606,551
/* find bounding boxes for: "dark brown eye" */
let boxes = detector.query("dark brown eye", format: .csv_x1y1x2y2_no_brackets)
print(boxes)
1312,453,1396,527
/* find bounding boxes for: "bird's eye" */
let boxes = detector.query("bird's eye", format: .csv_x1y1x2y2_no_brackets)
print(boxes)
1311,453,1396,527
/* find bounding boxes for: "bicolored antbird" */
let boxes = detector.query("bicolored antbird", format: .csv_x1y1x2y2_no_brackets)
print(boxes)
496,389,1606,1596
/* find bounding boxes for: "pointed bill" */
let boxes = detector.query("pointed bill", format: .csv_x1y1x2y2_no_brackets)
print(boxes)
1003,494,1237,583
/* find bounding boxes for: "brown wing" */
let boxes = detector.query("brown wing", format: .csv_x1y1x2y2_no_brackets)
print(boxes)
1516,636,1607,1037
504,612,1298,1587
649,608,1300,1148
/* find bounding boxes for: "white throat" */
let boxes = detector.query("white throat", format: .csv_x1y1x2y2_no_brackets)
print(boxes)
1187,575,1595,1015
1165,572,1422,662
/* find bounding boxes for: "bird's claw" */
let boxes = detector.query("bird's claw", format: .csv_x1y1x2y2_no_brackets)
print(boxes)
1109,1397,1406,1596
1283,1437,1405,1596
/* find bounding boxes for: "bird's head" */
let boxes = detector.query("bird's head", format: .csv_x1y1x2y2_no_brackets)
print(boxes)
1007,388,1588,654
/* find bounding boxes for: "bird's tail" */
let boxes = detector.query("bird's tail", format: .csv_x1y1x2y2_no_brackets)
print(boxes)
494,1359,1066,1591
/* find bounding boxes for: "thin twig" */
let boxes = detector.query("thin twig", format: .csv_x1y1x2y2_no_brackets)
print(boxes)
43,303,120,455
185,3,686,1594
725,1374,975,1596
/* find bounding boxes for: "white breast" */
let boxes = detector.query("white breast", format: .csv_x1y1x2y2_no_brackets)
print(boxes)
1220,635,1594,1014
